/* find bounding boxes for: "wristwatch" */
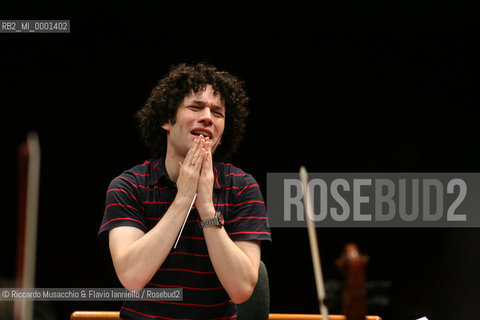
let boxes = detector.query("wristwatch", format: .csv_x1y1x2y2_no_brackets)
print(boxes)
200,211,224,228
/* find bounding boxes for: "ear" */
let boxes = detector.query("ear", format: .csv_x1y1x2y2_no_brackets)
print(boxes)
161,121,171,132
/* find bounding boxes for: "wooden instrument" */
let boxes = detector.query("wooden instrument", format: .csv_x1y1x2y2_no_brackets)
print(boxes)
336,243,368,320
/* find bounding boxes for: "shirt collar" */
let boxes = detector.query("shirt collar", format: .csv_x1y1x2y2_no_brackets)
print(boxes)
148,157,224,190
147,157,170,187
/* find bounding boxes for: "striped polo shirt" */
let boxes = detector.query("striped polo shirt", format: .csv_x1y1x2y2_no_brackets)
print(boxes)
99,157,271,320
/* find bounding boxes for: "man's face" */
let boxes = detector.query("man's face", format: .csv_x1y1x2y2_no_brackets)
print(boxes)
162,84,226,158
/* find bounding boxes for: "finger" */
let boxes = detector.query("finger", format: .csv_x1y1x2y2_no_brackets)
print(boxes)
192,136,206,169
185,135,201,166
202,149,212,173
204,138,212,151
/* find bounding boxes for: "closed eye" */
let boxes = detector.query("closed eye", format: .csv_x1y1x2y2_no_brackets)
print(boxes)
213,111,225,118
188,105,224,118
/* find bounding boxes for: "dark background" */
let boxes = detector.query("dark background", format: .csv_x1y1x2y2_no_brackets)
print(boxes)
2,2,480,319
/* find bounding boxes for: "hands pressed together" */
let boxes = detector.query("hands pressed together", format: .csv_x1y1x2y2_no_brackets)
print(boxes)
176,135,215,219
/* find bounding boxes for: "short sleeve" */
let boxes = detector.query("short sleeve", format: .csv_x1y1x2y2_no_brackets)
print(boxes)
98,174,147,235
225,174,272,242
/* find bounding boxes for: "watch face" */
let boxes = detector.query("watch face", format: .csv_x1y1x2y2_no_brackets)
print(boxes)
217,211,224,226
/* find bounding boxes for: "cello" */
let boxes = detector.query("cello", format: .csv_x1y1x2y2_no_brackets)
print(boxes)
336,243,369,320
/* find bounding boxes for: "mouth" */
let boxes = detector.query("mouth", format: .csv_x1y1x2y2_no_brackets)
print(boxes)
190,129,213,140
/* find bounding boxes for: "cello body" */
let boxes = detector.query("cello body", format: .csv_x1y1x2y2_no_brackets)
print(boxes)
336,243,369,320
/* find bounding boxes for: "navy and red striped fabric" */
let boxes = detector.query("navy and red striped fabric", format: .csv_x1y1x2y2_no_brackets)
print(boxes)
99,157,271,319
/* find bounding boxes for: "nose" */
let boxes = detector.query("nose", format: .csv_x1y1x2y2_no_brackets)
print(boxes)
198,107,213,126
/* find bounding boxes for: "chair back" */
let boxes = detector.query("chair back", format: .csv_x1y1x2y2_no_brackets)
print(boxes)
236,260,270,320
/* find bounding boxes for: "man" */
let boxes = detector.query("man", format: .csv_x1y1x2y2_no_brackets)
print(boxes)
99,63,271,319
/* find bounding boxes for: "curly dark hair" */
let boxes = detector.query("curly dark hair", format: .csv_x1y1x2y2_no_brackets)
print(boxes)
136,63,249,160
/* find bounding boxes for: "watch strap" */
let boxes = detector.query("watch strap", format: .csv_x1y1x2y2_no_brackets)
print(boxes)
200,211,224,228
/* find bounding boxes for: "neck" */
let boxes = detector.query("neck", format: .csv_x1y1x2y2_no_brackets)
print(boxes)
164,147,184,183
